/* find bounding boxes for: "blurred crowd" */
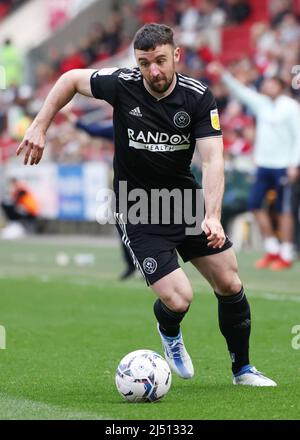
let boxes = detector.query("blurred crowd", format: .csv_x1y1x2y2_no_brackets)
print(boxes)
33,0,252,90
0,0,299,255
0,0,300,165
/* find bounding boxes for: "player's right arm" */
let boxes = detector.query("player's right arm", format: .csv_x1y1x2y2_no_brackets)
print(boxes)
16,69,96,165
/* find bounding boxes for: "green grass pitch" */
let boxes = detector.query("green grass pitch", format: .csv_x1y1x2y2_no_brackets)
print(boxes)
0,238,299,420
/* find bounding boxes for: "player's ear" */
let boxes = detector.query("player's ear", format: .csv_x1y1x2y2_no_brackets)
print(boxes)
174,47,180,63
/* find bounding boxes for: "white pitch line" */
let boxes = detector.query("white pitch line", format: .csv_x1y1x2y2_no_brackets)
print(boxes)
0,394,109,420
251,292,300,303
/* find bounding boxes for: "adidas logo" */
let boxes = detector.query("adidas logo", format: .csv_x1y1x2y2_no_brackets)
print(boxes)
129,106,143,117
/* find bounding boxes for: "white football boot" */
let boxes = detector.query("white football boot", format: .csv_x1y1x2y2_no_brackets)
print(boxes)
233,365,277,387
157,324,194,379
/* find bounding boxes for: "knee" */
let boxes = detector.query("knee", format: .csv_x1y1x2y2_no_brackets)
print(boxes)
162,286,193,313
168,298,191,313
215,273,242,296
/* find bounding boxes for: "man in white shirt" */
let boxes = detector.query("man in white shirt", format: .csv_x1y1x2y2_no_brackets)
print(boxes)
208,62,300,270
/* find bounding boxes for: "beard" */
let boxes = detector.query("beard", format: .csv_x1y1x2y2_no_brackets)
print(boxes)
146,74,174,94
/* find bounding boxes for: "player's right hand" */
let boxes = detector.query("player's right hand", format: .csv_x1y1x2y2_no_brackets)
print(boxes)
16,125,46,165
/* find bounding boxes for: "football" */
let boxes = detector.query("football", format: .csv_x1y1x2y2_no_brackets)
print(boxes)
115,349,172,402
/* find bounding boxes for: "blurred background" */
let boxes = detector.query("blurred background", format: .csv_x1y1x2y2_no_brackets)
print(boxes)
1,1,300,420
0,0,299,255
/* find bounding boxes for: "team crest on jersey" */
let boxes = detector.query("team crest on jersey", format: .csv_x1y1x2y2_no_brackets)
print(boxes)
210,109,220,130
173,111,191,128
143,257,157,275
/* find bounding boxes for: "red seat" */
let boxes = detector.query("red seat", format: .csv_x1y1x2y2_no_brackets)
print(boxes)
220,0,270,63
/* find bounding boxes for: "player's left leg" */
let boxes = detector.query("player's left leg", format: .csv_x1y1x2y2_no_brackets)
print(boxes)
191,248,277,386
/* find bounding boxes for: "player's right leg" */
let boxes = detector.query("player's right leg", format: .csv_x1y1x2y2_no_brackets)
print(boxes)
151,268,194,379
114,216,194,379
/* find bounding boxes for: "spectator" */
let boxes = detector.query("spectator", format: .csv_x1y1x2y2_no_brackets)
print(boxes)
270,0,292,27
60,44,86,74
0,38,23,87
208,61,300,270
1,178,40,238
220,0,251,25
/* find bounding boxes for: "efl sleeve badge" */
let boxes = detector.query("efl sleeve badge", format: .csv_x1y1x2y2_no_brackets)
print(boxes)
210,109,220,130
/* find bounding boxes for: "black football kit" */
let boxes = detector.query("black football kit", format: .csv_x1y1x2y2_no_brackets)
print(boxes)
90,67,232,284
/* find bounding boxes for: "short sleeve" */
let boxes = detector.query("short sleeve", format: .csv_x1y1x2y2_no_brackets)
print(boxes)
90,67,122,106
192,88,222,139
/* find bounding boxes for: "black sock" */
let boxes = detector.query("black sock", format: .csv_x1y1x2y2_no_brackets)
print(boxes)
153,299,189,337
215,287,251,374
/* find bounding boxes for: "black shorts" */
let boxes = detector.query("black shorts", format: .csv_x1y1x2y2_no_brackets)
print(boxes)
115,213,233,285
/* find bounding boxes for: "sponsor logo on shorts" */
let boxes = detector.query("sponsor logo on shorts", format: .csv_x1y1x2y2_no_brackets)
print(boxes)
173,111,191,128
143,257,158,275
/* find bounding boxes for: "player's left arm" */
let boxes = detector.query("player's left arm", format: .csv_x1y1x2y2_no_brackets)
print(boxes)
196,136,226,248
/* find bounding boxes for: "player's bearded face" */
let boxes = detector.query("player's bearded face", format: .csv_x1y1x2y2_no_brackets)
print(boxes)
147,70,173,93
136,45,179,94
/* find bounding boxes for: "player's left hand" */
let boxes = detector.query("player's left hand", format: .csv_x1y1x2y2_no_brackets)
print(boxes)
201,217,226,249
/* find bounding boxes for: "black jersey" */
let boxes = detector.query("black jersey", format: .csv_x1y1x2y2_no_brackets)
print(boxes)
90,67,222,195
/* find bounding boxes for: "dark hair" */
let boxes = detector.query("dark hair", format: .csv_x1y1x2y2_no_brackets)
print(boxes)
133,23,175,51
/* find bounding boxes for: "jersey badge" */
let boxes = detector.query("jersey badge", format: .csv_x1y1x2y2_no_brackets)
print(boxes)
210,109,220,130
173,111,191,128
